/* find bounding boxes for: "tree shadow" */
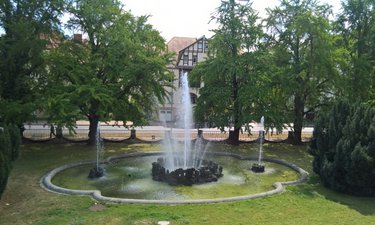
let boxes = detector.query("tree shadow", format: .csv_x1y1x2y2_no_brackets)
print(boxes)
292,176,375,216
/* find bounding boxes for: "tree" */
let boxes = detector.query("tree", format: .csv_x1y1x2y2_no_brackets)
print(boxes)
310,100,375,196
42,0,173,144
0,0,64,197
334,0,375,104
265,0,338,144
190,0,266,145
0,0,66,126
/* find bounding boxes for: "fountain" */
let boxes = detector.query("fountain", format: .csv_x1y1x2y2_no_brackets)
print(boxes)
41,116,309,203
88,122,105,178
151,72,223,185
40,73,310,203
251,116,265,173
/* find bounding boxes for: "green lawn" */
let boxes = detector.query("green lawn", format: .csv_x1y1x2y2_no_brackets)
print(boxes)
0,142,374,225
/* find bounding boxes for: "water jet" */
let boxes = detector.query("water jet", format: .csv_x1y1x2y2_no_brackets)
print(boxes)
88,122,105,178
151,72,224,185
251,116,265,173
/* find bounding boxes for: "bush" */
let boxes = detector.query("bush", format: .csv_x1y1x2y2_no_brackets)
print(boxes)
7,125,21,161
0,150,10,197
0,125,21,199
310,100,375,196
0,127,12,161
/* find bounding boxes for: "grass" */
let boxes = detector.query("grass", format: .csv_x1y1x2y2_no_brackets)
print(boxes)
0,142,374,225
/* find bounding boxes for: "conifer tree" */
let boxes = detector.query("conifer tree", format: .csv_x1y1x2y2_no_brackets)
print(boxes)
310,100,375,196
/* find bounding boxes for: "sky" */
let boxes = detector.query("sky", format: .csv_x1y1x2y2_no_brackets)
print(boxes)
122,0,342,41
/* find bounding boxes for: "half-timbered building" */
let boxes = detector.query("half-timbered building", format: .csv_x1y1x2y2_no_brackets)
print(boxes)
158,36,208,124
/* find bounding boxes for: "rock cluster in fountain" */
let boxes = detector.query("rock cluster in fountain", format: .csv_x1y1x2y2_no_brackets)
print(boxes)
88,166,105,179
251,163,265,173
152,157,223,186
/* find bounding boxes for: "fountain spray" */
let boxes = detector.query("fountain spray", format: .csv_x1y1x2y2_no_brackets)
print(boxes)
251,116,265,173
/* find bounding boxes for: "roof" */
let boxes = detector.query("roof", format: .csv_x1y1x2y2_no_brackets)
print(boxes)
167,37,197,54
178,36,206,54
176,36,208,66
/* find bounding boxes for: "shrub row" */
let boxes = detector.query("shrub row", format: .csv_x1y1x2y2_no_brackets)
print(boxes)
310,101,375,196
0,125,21,198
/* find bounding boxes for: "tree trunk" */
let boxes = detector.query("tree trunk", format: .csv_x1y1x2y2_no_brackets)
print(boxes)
228,128,240,146
88,115,99,145
293,95,304,145
228,61,241,146
55,125,63,139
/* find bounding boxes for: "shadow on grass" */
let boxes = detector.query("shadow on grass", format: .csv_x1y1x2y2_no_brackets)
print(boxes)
291,176,375,216
258,143,375,216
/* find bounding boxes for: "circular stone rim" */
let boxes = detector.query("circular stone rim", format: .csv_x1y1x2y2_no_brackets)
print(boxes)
40,151,309,204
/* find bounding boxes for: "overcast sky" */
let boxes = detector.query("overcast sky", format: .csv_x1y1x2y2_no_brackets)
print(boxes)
122,0,342,41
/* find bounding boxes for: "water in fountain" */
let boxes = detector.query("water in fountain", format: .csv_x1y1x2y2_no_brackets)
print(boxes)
162,72,207,170
251,116,265,173
180,72,193,169
258,116,265,165
88,122,105,178
153,72,223,185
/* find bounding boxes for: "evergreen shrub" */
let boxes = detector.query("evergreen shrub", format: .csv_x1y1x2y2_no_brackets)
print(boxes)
7,125,21,160
0,125,21,198
310,100,375,196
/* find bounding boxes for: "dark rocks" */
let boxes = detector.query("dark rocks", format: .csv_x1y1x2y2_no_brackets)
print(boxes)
251,163,265,173
88,166,105,178
152,158,223,186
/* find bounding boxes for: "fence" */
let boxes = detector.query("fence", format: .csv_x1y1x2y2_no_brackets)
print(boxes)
22,125,313,143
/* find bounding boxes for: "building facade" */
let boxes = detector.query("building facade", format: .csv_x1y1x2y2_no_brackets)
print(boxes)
157,36,209,124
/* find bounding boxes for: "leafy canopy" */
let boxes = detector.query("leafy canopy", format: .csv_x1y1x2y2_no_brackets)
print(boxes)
191,0,266,138
42,0,173,132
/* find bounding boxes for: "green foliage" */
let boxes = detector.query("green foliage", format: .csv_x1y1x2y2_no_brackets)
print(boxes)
0,100,35,125
310,100,375,196
0,150,10,199
191,0,267,142
0,0,67,125
42,0,173,144
334,0,375,103
0,126,11,198
7,125,21,161
0,127,11,161
265,0,338,144
0,125,21,198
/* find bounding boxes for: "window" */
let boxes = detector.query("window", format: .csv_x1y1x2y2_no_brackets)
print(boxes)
159,110,172,121
192,55,198,65
198,41,203,51
183,53,189,65
190,93,198,104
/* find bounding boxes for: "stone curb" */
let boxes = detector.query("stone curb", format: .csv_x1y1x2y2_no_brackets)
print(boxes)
40,152,309,204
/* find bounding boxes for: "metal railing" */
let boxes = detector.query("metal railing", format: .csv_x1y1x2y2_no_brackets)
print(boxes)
22,125,313,142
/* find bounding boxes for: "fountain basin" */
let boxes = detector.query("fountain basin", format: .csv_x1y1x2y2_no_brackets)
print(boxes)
41,151,308,204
